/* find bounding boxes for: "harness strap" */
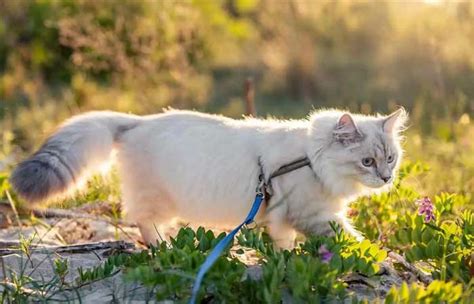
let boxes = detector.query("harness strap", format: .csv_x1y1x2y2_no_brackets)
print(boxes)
270,156,311,180
262,156,311,201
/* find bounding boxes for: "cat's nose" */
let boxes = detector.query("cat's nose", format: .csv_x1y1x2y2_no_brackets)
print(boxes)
381,175,392,183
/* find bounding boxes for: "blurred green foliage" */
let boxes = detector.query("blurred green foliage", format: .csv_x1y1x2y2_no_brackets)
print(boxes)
2,0,474,150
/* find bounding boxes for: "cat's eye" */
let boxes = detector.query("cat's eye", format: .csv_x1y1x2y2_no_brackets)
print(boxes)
387,155,394,163
361,157,375,167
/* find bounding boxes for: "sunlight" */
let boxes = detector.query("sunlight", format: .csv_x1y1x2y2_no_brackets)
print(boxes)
423,0,443,5
1,1,473,302
98,149,117,176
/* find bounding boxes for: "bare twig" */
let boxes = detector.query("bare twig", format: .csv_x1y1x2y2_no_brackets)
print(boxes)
0,241,23,248
0,200,135,227
30,208,136,227
0,240,135,256
5,191,20,229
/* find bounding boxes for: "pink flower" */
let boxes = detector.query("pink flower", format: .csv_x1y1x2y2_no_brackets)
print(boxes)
416,197,435,223
318,244,333,263
347,208,359,217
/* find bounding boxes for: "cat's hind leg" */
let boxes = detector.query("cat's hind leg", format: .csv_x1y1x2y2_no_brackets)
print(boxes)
137,218,176,246
121,183,178,246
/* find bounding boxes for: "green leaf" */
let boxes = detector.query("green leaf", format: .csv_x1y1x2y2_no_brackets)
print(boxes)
426,239,440,258
330,254,343,271
375,249,388,262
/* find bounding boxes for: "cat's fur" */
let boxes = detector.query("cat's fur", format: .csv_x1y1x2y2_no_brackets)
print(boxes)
11,108,407,248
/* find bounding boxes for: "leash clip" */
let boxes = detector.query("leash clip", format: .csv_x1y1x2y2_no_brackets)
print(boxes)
256,157,268,197
256,174,266,196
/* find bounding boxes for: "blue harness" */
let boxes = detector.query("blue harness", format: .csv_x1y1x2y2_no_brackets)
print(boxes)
189,156,311,304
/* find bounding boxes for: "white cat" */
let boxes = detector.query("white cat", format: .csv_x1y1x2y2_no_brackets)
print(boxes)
11,108,407,248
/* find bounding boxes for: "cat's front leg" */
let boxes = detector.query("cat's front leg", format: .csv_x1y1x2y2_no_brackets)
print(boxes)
304,212,364,241
338,215,364,241
265,205,297,249
267,221,297,249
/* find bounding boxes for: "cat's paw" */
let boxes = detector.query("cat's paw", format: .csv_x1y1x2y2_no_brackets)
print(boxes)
273,238,296,250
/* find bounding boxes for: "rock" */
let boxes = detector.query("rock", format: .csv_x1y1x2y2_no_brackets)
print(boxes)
0,247,152,302
0,214,148,302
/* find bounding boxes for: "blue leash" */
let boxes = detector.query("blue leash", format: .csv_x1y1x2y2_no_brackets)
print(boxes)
189,193,264,304
188,156,311,303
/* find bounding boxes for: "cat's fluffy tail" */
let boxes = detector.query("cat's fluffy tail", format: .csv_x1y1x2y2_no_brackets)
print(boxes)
11,111,141,204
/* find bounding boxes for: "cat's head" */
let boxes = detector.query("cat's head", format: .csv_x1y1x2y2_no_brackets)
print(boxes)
310,108,408,190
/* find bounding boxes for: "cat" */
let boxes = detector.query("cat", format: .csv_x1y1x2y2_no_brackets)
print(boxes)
11,108,407,248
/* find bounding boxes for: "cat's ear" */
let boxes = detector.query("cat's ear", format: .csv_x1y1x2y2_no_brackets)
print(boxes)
333,113,363,144
383,108,408,134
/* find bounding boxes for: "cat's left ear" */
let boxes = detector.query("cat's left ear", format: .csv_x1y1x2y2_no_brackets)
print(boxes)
334,113,363,144
383,107,408,134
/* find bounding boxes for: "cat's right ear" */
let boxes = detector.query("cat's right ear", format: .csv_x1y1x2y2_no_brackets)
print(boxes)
333,113,363,144
383,107,408,135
